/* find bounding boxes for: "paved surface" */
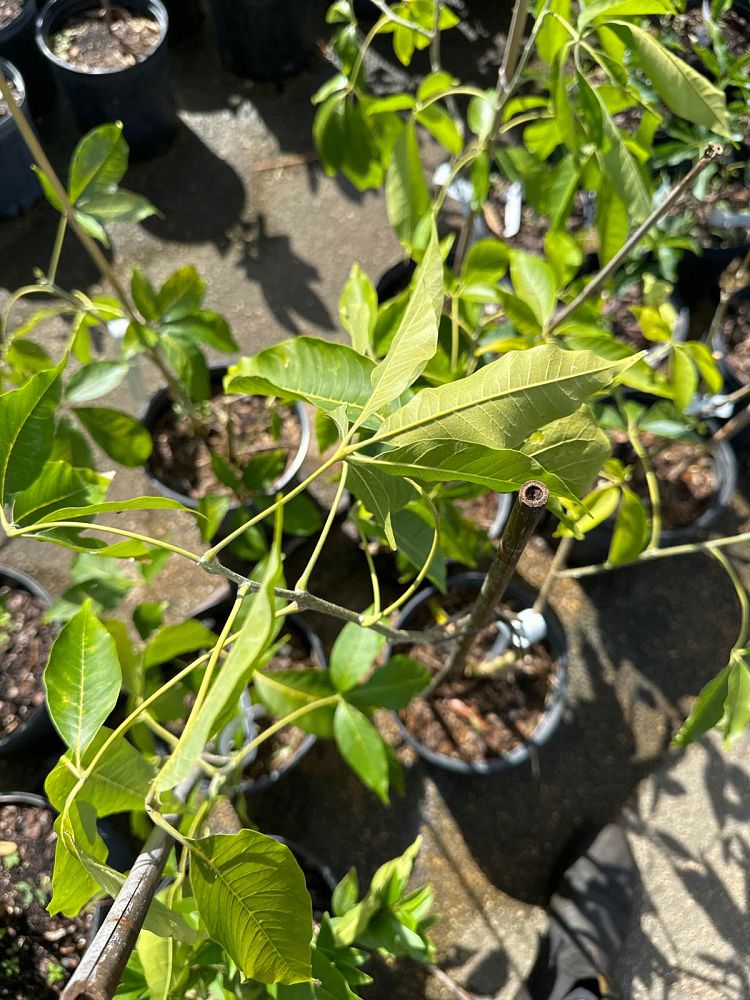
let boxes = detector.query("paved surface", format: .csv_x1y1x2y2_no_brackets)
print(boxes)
0,2,748,997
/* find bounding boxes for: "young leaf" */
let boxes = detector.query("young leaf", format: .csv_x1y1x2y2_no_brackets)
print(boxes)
44,600,122,763
45,729,155,816
415,103,462,155
133,601,166,640
608,487,649,563
65,361,130,403
339,264,378,356
333,700,390,804
189,830,313,984
537,0,572,63
49,803,107,917
720,656,750,744
226,337,376,425
68,123,128,204
385,122,431,250
156,265,206,322
143,620,217,668
521,407,611,496
33,496,188,525
670,345,699,411
73,407,153,467
372,345,636,452
674,663,731,746
131,268,160,321
330,621,386,692
509,251,557,327
253,669,338,737
0,358,64,502
154,552,280,793
357,226,443,426
332,869,360,917
347,656,430,710
622,22,731,136
12,461,110,527
347,463,416,549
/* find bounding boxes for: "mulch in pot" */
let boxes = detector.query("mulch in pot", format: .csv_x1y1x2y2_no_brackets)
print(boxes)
0,584,57,743
399,587,557,765
611,431,715,529
0,802,93,997
455,492,499,535
721,294,750,384
0,76,20,118
667,6,749,63
50,6,161,71
0,0,22,30
149,395,301,502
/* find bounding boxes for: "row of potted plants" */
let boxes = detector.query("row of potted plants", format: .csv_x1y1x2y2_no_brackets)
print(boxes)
1,0,750,995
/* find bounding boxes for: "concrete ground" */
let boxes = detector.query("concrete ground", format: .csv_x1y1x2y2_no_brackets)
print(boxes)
0,2,748,997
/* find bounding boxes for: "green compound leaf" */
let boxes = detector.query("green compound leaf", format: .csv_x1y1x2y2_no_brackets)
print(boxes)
189,829,313,985
44,600,122,764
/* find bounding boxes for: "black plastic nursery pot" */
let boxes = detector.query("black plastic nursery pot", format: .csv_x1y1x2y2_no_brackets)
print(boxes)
222,615,325,796
388,572,569,777
142,365,311,516
0,565,60,763
0,58,41,219
710,285,750,454
36,0,177,157
274,835,337,917
0,0,54,114
209,0,311,80
163,0,203,41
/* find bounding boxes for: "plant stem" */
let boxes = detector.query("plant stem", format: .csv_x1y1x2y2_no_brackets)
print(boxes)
431,481,549,691
557,528,750,580
709,548,750,652
713,402,750,444
13,521,202,563
48,218,68,286
191,586,247,720
547,145,724,334
366,0,432,38
499,0,531,93
450,295,460,371
626,413,662,550
357,522,382,617
203,452,342,561
533,534,573,613
294,463,349,591
61,771,199,1000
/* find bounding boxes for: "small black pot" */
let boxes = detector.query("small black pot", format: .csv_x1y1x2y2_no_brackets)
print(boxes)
675,244,750,316
0,565,59,761
222,615,325,796
0,0,54,115
141,366,311,514
0,59,41,219
565,418,738,566
209,0,311,80
387,572,569,777
272,835,337,913
211,0,311,80
36,0,177,157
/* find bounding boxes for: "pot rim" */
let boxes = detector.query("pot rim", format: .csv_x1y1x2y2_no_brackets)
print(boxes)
387,571,569,776
36,0,169,78
0,57,27,129
270,835,338,895
0,0,36,42
141,365,312,511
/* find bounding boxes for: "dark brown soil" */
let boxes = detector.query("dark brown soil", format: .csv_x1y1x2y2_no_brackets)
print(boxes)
243,630,317,783
0,585,57,743
50,7,161,71
0,803,93,997
399,587,557,764
722,295,750,384
456,492,501,535
670,173,750,249
611,431,716,529
484,180,591,256
0,0,22,31
605,284,649,352
149,395,302,501
668,7,749,63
